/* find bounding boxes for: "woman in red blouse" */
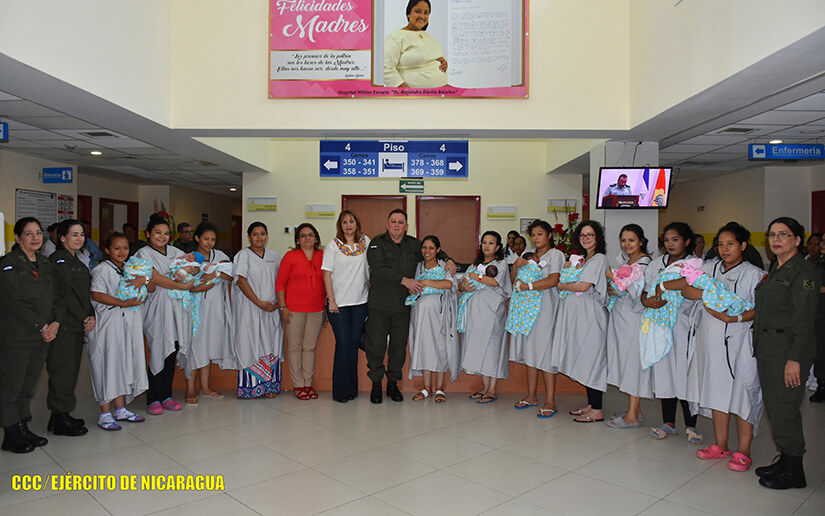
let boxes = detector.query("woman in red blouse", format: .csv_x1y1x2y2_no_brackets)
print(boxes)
276,223,326,400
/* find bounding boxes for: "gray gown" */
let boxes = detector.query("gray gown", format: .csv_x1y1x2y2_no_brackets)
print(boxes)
645,254,700,400
508,248,564,373
230,248,284,371
460,259,512,379
134,245,191,375
408,260,460,381
185,249,233,376
686,260,764,431
87,261,149,405
552,254,609,391
606,255,654,398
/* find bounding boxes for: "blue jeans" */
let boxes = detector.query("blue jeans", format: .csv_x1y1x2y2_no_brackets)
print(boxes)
327,303,368,399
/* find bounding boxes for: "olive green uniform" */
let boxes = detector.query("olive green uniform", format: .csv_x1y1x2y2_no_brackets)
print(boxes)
48,248,94,415
128,239,147,258
0,248,65,428
365,233,449,382
172,239,197,253
753,253,821,457
812,255,825,386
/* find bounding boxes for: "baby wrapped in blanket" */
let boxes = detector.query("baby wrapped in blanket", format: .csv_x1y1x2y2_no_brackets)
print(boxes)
679,261,754,316
558,254,585,299
456,263,498,333
506,253,543,336
405,265,448,307
606,262,645,312
639,257,702,369
115,256,153,310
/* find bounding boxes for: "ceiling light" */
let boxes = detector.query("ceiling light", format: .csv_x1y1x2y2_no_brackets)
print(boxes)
229,187,238,192
90,150,103,156
768,139,783,144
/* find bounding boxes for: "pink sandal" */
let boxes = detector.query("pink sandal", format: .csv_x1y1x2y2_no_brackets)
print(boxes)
162,397,182,411
147,401,163,416
696,444,731,460
727,452,752,471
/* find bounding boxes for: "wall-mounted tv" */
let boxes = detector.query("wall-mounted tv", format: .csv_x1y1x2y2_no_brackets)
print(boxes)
597,167,673,209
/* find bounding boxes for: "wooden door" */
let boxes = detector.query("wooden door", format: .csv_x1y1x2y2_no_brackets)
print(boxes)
98,198,139,248
813,190,825,234
231,215,243,256
415,195,480,265
341,195,407,239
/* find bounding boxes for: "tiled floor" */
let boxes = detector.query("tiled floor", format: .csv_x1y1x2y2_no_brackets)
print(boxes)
2,360,824,516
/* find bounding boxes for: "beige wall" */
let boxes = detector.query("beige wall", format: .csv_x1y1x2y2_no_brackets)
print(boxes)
629,0,825,126
0,149,77,252
764,166,813,230
169,186,235,252
243,139,582,254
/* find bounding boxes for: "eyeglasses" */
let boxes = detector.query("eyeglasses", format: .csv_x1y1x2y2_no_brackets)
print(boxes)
767,231,793,239
22,231,43,238
579,233,596,239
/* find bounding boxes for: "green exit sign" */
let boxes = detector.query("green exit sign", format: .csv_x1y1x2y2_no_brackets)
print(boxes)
399,179,424,194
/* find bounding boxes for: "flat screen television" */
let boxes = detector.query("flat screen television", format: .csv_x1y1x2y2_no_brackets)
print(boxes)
597,167,673,209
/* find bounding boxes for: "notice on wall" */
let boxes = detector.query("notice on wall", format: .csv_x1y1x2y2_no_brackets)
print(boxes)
486,206,516,220
248,197,279,211
269,0,528,98
305,204,336,218
16,189,58,228
57,195,75,222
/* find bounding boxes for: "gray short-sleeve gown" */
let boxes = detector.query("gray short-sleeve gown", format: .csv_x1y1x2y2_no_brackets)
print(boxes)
686,260,764,431
185,249,233,376
460,259,512,379
645,254,700,399
408,260,460,381
134,245,190,375
509,248,565,373
230,248,284,371
606,255,654,398
552,253,610,390
87,261,149,405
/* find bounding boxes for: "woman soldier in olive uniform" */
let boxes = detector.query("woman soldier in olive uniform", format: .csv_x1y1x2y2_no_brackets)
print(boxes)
0,217,65,453
753,217,821,489
46,219,97,436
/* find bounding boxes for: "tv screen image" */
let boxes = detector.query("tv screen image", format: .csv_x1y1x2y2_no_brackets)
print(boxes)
597,167,673,209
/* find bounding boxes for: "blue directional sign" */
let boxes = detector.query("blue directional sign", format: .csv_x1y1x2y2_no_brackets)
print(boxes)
42,167,73,183
749,143,824,160
0,122,8,142
320,140,468,178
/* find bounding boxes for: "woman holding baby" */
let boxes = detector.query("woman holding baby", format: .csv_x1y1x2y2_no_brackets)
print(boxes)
508,220,565,418
459,231,511,404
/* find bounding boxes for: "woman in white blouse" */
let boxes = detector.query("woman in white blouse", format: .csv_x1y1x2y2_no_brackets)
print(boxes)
384,0,448,88
322,210,370,403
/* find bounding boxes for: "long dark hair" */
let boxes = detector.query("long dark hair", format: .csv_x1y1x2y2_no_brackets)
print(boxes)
768,216,806,254
572,220,606,255
405,0,431,30
527,219,555,248
474,231,504,265
619,223,649,255
55,218,83,250
662,221,696,256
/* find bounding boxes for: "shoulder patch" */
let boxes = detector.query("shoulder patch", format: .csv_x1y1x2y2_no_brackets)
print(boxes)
3,265,12,271
56,259,66,264
803,279,815,291
369,245,378,249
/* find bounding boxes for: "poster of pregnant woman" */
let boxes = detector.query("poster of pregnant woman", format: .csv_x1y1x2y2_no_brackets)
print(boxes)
269,0,528,98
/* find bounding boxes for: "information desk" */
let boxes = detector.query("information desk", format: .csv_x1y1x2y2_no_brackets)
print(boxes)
172,325,585,394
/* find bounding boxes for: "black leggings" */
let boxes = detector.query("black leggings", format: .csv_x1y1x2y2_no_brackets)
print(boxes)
586,387,603,410
147,349,177,405
661,398,697,427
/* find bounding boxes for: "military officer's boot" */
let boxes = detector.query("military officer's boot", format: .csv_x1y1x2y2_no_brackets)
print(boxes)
50,413,89,436
1,422,35,453
759,455,807,489
18,420,48,447
387,380,404,402
755,454,784,478
370,381,383,404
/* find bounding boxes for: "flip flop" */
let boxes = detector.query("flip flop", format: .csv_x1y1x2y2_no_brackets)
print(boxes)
477,395,497,404
412,389,430,401
514,400,537,410
201,391,224,399
468,392,484,400
650,424,678,439
606,416,640,429
434,390,447,403
611,411,645,423
686,427,704,445
573,415,604,423
569,405,591,416
537,408,558,419
184,397,199,407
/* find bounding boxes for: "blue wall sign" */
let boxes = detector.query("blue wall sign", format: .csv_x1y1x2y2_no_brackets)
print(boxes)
320,140,468,178
0,122,8,142
43,167,73,183
749,143,824,160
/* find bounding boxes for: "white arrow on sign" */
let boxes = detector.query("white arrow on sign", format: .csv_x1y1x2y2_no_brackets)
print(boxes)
448,161,463,172
324,160,338,170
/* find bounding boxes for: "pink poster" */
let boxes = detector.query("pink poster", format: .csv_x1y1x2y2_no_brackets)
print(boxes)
269,0,529,99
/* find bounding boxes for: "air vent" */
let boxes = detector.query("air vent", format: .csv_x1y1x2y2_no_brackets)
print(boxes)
81,131,118,138
714,126,758,134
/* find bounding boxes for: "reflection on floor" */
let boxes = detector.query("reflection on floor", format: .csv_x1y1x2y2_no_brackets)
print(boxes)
1,354,824,516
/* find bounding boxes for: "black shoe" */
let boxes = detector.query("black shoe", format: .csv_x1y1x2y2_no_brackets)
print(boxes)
334,396,349,403
48,413,86,431
1,423,35,454
347,394,356,401
810,387,825,402
387,381,404,402
759,454,806,489
755,455,783,478
18,420,48,447
50,413,88,436
370,381,383,404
